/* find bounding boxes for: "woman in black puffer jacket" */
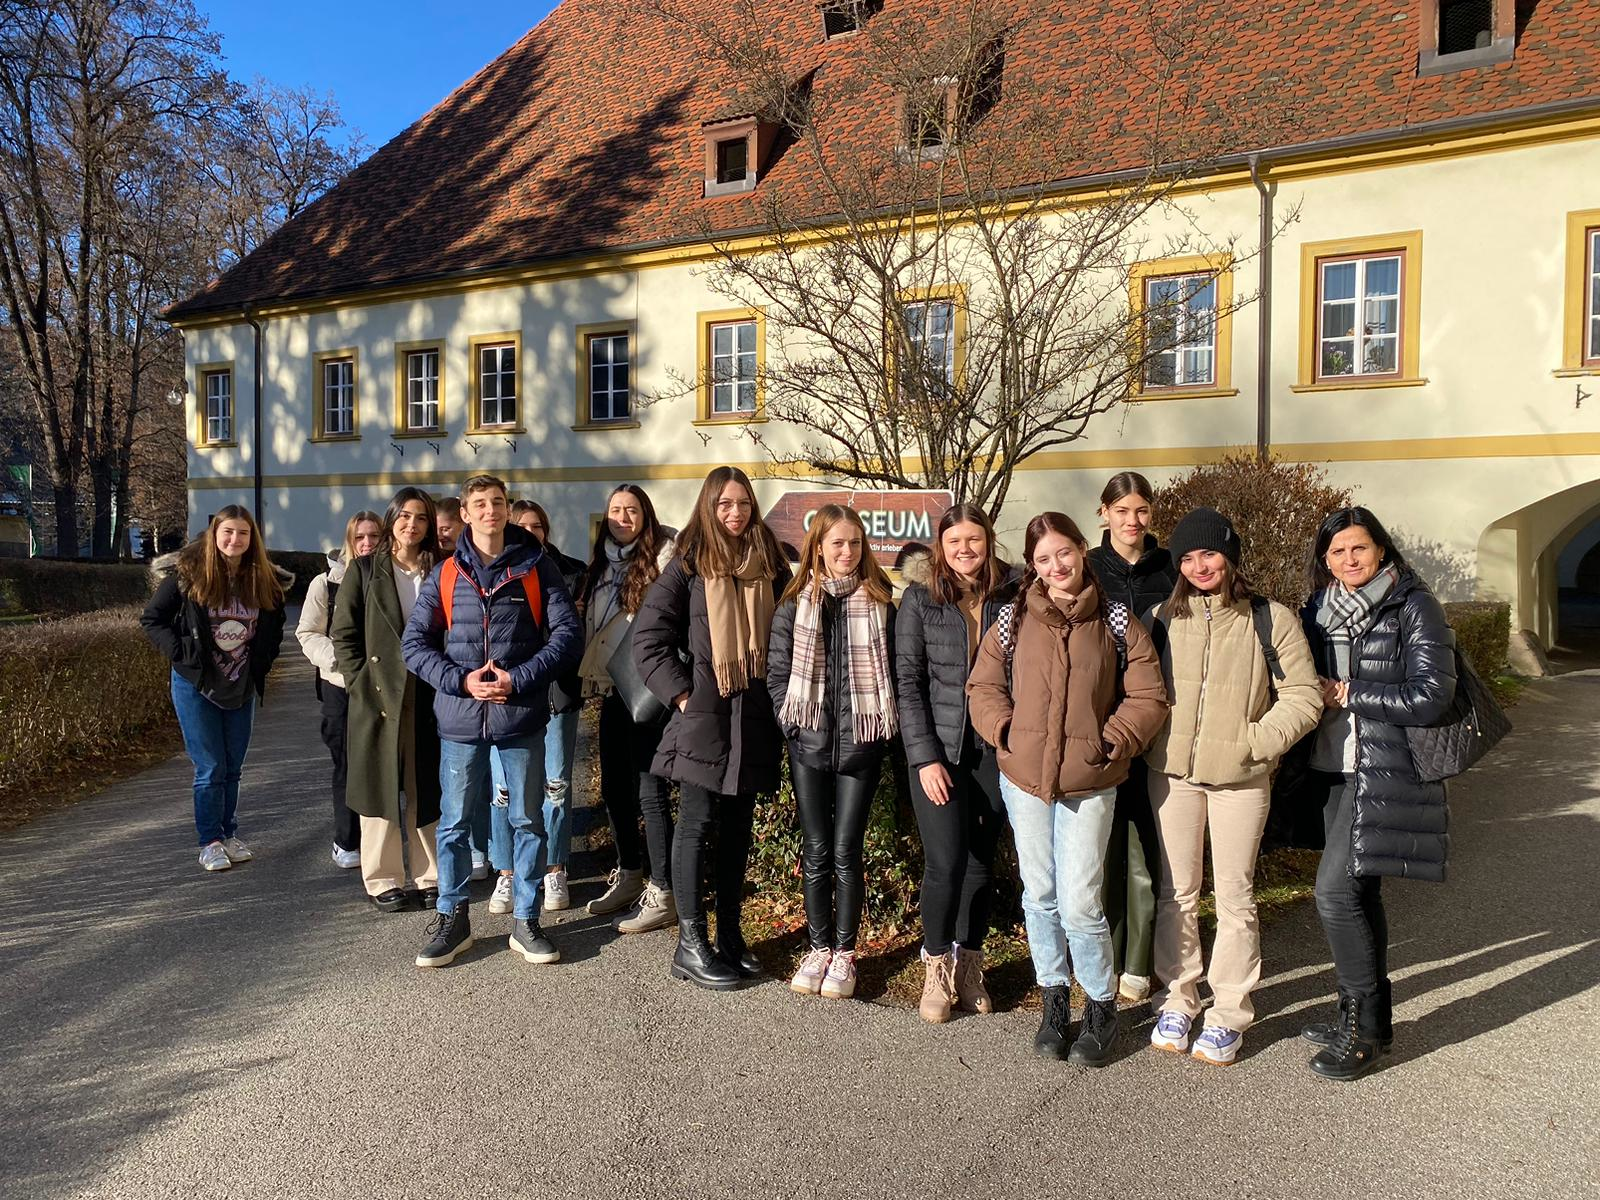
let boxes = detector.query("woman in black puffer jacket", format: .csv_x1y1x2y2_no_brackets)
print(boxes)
893,502,1020,1024
1290,506,1456,1082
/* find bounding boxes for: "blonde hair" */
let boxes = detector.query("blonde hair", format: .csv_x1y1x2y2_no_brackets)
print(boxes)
342,511,382,563
781,505,893,605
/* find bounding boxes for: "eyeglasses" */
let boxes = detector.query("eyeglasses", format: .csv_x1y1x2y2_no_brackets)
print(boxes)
715,500,753,513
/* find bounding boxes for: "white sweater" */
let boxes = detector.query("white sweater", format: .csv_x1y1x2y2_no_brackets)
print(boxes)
296,553,348,690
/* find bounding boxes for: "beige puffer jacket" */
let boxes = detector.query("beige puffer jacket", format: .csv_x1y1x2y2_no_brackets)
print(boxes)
1144,594,1323,786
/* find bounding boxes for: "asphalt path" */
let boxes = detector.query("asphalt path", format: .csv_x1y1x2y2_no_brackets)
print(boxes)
1,643,1596,1199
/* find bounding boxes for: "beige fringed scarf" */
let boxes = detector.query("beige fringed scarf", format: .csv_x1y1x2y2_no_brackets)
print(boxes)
705,548,776,696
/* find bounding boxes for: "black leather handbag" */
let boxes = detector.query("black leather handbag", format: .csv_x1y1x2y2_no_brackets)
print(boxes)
1404,649,1511,783
606,620,672,726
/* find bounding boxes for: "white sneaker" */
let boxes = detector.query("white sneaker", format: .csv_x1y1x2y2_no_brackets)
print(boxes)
488,874,514,915
198,842,232,872
1150,1010,1193,1053
543,867,571,911
470,853,489,882
331,844,360,870
221,837,253,863
1190,1025,1244,1066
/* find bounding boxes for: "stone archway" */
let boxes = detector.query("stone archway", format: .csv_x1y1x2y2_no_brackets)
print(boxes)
1477,477,1600,651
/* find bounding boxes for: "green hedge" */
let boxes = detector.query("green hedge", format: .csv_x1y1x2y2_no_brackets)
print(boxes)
1443,601,1511,677
0,607,174,793
0,559,153,618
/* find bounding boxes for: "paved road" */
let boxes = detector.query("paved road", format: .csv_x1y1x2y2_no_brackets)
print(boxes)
2,647,1596,1200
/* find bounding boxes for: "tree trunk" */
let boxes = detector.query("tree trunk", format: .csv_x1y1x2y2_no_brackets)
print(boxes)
90,453,115,557
52,481,80,557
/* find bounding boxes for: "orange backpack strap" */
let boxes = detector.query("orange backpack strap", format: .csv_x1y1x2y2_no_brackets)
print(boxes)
439,558,460,628
520,569,543,628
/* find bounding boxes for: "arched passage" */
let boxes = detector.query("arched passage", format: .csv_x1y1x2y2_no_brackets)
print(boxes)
1477,478,1600,650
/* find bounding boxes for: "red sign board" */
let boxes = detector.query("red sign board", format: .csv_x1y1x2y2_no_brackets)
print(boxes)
764,489,955,567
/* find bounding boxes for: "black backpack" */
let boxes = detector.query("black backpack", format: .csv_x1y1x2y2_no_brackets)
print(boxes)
1145,595,1286,694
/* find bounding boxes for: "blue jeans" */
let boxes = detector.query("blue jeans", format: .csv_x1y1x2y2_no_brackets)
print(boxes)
999,774,1118,1000
479,709,577,872
170,670,256,845
438,735,547,918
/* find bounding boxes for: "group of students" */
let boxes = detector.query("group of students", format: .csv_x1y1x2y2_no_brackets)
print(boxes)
141,465,1460,1083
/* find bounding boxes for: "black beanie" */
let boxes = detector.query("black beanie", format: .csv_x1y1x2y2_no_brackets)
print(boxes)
1168,506,1241,565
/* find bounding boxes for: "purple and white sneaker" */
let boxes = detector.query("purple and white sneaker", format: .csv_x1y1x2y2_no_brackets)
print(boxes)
1191,1025,1243,1065
1150,1010,1193,1053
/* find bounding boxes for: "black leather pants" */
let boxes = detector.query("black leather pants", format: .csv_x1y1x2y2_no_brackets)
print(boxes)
791,759,879,952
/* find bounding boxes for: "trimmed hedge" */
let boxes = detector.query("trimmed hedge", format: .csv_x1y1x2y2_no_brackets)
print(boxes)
0,607,174,793
1444,601,1511,677
0,559,153,618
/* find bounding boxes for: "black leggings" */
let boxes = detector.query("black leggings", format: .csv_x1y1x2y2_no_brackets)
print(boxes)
598,692,674,884
908,731,1006,955
1313,772,1389,1000
791,759,879,952
671,783,756,930
318,684,360,852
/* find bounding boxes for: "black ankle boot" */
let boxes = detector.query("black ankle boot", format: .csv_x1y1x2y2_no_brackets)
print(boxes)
1034,985,1072,1060
1067,996,1119,1068
1308,993,1383,1081
715,919,762,978
1301,979,1394,1051
671,919,742,991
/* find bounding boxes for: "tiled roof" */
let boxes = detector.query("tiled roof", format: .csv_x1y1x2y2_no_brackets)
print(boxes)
168,0,1600,320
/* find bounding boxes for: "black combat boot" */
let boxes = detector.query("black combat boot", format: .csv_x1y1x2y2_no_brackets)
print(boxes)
1067,996,1119,1068
1033,985,1073,1060
1308,993,1384,1081
1302,979,1393,1051
671,919,743,991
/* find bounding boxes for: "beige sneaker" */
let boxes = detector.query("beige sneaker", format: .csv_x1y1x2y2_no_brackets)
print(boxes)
820,950,857,1000
954,946,993,1014
918,949,957,1024
790,947,832,994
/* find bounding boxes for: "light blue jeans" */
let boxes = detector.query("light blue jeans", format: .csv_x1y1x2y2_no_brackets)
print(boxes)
438,735,547,918
999,775,1118,1001
479,709,577,873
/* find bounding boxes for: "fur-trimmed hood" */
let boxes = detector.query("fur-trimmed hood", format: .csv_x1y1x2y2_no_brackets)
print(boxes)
897,545,934,588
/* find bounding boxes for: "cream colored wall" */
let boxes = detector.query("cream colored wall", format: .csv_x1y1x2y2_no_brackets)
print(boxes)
185,131,1600,643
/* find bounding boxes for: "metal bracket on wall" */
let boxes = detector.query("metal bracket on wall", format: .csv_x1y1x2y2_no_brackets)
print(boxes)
464,439,480,455
390,441,404,457
426,440,441,455
1577,384,1589,410
502,437,518,453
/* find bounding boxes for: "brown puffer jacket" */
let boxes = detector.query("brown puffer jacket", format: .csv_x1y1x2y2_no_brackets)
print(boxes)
1144,594,1323,786
966,581,1169,802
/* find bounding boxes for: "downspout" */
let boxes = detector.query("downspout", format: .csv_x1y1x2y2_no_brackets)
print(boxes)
244,309,264,520
1248,153,1273,463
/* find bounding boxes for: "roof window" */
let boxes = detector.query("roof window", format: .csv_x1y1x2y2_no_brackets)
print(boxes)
820,0,882,41
1417,0,1514,76
701,116,778,198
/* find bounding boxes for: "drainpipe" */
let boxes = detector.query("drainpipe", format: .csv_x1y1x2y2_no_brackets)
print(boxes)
244,309,264,520
1248,153,1272,463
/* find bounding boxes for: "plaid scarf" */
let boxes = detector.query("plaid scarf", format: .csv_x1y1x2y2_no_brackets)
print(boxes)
779,573,898,743
1314,564,1400,680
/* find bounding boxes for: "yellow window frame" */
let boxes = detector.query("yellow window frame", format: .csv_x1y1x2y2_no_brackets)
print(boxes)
1559,209,1600,375
1127,254,1237,400
310,347,361,441
695,307,767,424
393,340,447,437
467,331,526,433
1294,231,1425,392
573,320,641,430
193,360,237,449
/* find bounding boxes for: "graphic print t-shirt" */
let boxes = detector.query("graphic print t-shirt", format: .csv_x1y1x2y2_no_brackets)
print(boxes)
204,598,259,710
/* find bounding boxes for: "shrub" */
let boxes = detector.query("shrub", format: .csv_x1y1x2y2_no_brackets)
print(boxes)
0,607,175,793
1152,454,1355,608
0,559,153,618
1444,601,1511,677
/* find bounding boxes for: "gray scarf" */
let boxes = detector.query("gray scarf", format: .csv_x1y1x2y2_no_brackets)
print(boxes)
1313,565,1400,681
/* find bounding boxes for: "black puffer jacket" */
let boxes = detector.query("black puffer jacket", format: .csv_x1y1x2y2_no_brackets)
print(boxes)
140,552,289,704
632,555,791,796
1296,570,1458,881
767,592,897,775
894,561,1021,769
1087,533,1175,621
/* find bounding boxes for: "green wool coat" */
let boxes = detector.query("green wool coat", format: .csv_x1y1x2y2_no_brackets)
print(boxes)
330,551,442,827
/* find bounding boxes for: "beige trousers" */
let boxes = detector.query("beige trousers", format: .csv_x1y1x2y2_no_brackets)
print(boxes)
1149,771,1271,1032
359,678,439,896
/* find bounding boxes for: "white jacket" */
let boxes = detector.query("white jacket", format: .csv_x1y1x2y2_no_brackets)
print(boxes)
296,551,349,690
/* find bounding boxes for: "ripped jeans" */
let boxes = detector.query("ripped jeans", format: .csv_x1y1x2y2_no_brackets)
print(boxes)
475,708,578,873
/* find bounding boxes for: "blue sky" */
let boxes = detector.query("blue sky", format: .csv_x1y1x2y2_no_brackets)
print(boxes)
200,1,560,151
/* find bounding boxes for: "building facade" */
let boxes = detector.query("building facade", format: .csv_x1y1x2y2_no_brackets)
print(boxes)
168,0,1600,649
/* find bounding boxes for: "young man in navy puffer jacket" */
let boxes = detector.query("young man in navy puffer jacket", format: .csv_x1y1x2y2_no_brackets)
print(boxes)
402,474,583,967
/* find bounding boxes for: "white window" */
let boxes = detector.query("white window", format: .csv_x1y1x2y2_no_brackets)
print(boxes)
1143,273,1217,388
322,357,355,436
1317,253,1402,380
902,299,956,387
1587,228,1600,365
478,343,517,427
204,371,232,443
405,349,440,431
710,320,758,414
587,333,631,422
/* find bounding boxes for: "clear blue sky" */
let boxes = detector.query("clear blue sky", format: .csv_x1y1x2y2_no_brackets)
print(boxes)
200,1,560,151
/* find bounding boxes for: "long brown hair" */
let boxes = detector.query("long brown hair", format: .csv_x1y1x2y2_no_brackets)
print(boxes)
929,502,1009,605
584,484,667,616
341,511,382,563
1165,553,1256,618
379,487,440,573
178,505,284,610
675,465,782,579
1018,511,1098,598
781,505,894,605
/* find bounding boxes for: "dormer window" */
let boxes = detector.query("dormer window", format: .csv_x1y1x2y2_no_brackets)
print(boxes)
896,77,960,163
701,115,777,198
820,0,882,41
1417,0,1514,76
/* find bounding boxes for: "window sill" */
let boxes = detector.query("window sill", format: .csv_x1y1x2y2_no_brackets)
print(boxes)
693,414,768,426
468,425,528,436
572,420,641,432
1289,377,1428,394
392,429,449,439
194,441,238,451
1552,367,1600,378
1129,386,1239,402
309,433,362,443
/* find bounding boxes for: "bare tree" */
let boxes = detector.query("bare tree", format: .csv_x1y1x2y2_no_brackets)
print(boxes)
633,0,1298,516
